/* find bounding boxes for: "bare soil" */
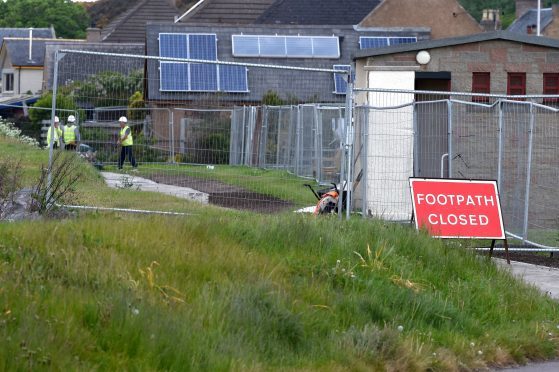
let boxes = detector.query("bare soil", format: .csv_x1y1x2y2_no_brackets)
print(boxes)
485,251,559,269
147,174,294,213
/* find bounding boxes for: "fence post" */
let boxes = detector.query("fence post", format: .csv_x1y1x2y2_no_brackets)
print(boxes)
169,109,175,163
344,69,354,220
259,106,269,167
412,101,418,177
314,105,322,182
523,102,535,242
362,106,369,218
447,99,453,178
295,105,301,176
47,50,64,207
276,108,282,168
497,100,504,190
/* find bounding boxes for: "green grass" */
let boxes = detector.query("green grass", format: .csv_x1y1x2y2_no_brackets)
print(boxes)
1,213,559,370
2,135,559,370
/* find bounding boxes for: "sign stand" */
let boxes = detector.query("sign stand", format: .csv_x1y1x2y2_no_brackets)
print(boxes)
489,238,510,264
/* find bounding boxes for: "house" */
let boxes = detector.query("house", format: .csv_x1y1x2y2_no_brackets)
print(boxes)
507,0,559,38
352,31,559,226
357,0,483,39
145,22,430,105
0,28,55,97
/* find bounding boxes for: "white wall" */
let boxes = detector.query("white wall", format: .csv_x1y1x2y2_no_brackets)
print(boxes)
19,69,43,94
365,71,414,221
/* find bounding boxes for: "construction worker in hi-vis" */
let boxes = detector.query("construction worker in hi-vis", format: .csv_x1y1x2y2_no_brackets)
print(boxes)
117,116,137,170
62,115,80,151
46,116,62,149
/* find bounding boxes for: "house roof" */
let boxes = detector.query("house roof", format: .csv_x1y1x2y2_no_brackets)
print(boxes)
178,0,277,24
101,0,179,42
0,28,54,46
2,38,54,67
507,8,554,34
353,30,559,59
255,0,381,25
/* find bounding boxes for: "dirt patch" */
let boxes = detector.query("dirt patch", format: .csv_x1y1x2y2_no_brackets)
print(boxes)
484,251,559,269
146,174,294,213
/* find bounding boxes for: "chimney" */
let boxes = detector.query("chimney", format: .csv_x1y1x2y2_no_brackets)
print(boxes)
481,9,502,31
516,0,537,19
86,28,102,43
28,28,33,61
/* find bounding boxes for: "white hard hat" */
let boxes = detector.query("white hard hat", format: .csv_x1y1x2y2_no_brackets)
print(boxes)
119,116,128,123
67,115,76,123
54,116,59,123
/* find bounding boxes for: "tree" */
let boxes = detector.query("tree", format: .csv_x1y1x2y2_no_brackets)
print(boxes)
0,0,90,39
458,0,559,28
28,93,82,124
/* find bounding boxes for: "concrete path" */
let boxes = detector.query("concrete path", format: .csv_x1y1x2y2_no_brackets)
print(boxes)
493,258,559,300
100,172,209,204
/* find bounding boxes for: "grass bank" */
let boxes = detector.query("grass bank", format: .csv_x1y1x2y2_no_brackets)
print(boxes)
1,212,558,370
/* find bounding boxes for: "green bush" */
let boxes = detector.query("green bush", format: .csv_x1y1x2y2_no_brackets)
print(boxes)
28,93,82,124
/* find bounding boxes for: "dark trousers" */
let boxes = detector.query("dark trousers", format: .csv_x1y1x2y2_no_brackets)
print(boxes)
65,143,76,151
119,146,137,169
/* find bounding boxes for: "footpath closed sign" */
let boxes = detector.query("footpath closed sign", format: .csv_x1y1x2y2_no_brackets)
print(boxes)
409,178,505,239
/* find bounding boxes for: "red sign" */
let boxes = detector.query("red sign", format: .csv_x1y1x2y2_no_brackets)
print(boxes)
409,178,505,239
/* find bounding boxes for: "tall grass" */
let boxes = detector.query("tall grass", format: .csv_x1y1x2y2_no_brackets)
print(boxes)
1,211,558,370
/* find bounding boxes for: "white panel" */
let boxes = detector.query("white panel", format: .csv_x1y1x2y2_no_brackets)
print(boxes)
366,71,414,221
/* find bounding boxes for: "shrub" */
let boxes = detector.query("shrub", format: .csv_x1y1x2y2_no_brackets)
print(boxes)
0,117,40,147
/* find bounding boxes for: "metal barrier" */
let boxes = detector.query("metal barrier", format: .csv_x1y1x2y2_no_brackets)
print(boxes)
354,88,559,249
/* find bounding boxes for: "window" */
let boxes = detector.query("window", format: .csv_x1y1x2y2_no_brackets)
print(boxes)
158,33,248,92
231,35,340,58
543,73,559,103
507,72,526,99
359,36,417,49
333,65,350,95
471,72,490,103
3,73,14,92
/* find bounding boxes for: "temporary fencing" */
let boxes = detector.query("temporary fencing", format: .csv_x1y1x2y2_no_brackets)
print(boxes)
48,49,352,214
354,88,559,249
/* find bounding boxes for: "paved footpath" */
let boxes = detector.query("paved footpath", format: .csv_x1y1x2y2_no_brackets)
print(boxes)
492,259,559,371
100,172,209,204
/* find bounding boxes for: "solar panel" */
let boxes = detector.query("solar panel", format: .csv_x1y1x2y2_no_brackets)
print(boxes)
190,63,218,91
232,35,259,56
160,62,189,91
333,65,350,95
189,34,217,60
231,35,339,58
359,37,389,49
159,33,248,93
259,36,287,57
159,33,188,58
389,37,417,45
219,65,249,92
312,37,340,58
359,36,417,49
286,36,313,57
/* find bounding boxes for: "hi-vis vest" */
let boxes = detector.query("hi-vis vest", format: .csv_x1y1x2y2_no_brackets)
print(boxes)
64,125,76,143
120,126,133,146
46,126,62,146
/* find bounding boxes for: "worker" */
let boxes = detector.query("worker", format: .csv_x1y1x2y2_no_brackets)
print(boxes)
117,116,137,170
62,115,80,151
46,116,62,149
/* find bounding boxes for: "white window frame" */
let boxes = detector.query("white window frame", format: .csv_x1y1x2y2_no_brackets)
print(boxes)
3,72,14,93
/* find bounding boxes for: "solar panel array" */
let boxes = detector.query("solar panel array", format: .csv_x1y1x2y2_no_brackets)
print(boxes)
159,33,248,92
232,35,340,58
333,65,350,95
359,36,417,49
